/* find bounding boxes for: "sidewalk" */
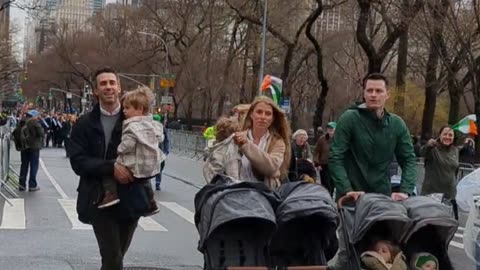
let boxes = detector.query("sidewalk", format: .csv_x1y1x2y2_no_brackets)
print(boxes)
163,154,205,188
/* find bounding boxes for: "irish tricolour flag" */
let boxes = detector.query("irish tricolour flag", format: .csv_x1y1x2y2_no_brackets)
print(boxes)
452,114,478,136
261,75,282,105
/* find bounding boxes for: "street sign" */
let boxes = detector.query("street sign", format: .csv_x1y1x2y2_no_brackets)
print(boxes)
161,96,173,105
280,97,291,113
160,79,175,89
66,93,72,99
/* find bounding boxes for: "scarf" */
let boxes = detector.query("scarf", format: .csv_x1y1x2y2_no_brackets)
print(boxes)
240,129,270,182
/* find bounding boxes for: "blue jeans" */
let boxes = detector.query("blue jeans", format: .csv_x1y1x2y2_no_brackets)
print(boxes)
19,149,40,188
155,161,166,188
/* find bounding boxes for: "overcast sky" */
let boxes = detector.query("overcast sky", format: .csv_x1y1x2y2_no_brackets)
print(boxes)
9,0,117,63
10,6,26,63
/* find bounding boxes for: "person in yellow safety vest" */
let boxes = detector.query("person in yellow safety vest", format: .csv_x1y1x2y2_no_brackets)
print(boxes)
203,126,216,140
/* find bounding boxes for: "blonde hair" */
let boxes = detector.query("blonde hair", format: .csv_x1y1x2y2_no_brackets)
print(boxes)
216,116,240,142
242,96,291,179
122,86,154,115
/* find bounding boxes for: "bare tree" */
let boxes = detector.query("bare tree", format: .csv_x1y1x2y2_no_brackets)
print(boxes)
355,0,424,73
306,0,330,135
420,0,449,140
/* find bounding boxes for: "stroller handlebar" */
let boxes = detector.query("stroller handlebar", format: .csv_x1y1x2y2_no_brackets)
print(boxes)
337,195,357,209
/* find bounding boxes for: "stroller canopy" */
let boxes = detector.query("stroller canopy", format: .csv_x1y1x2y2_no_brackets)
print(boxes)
401,196,458,246
346,194,411,244
194,182,280,251
276,182,338,226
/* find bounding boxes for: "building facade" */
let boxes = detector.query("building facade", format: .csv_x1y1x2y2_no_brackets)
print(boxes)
25,0,102,56
93,0,105,13
116,0,140,7
318,5,343,33
0,0,10,39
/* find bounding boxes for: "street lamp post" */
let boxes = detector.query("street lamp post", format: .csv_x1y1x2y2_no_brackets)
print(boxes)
137,31,170,73
258,0,268,96
137,31,173,122
117,73,149,87
75,62,94,113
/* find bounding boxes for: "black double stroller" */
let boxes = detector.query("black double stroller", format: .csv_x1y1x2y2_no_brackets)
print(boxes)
194,179,338,270
338,193,458,270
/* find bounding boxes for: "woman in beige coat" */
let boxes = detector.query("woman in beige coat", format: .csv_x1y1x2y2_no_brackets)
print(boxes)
233,96,291,189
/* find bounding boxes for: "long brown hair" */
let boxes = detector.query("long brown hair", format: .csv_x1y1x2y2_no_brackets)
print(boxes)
242,96,291,178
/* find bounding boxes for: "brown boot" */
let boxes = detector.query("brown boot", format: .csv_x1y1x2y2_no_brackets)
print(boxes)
98,191,120,209
144,200,160,216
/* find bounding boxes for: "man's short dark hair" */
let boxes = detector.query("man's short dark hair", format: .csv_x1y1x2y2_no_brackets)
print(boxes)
362,73,389,89
93,67,118,88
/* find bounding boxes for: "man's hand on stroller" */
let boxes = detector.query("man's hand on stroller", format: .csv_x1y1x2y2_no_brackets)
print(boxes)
391,192,408,201
346,191,365,201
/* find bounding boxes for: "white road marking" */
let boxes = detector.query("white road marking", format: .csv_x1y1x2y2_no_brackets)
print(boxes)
40,158,68,199
58,199,91,230
450,241,464,249
458,226,465,232
455,233,464,239
158,201,194,224
138,217,168,232
0,198,26,229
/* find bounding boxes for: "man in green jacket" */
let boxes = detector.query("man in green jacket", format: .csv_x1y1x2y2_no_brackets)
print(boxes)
330,73,417,200
328,73,417,269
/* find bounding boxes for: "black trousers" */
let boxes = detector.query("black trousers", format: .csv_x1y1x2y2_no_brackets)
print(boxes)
91,213,139,270
451,199,459,220
320,165,334,196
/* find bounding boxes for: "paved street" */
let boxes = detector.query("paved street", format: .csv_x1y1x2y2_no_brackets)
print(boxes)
0,147,476,269
0,148,202,270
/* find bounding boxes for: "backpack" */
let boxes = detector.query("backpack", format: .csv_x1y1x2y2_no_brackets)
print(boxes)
12,121,31,151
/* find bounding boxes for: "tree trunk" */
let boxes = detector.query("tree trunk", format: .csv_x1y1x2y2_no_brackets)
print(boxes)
355,0,424,75
240,45,248,104
421,2,446,140
186,93,194,130
368,57,383,73
447,79,461,125
172,95,179,120
290,103,298,131
306,0,329,137
394,30,408,117
281,44,295,98
217,18,241,117
250,26,260,101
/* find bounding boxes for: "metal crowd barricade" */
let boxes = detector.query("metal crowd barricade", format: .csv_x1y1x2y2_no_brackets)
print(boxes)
458,162,476,183
169,130,207,161
0,121,18,205
388,158,476,196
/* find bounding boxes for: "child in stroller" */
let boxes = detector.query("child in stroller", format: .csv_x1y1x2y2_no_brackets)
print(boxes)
410,252,439,270
360,237,407,270
338,193,455,270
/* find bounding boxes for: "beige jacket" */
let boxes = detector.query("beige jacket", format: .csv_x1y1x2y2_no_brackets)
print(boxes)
240,135,286,189
203,135,241,183
360,251,407,270
116,116,166,178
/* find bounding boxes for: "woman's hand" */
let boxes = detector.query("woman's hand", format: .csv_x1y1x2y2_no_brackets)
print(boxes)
427,138,437,147
233,131,248,146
